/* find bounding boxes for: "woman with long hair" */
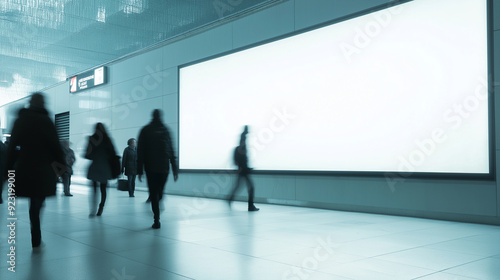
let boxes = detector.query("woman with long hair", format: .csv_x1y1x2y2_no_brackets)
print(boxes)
85,122,117,216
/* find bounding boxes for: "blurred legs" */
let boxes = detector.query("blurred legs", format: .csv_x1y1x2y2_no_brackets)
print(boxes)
29,197,45,247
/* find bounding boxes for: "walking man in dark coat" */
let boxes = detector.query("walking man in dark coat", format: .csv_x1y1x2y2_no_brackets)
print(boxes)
5,93,65,247
137,109,179,229
122,138,137,197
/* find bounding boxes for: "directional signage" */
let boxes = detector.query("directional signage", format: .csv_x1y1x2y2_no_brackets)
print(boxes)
69,66,107,93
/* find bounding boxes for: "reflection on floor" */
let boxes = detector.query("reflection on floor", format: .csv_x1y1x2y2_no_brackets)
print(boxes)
1,183,500,280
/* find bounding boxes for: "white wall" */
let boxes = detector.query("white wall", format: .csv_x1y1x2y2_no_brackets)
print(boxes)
2,0,499,224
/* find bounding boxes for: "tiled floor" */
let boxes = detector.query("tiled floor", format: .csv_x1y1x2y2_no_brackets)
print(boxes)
1,182,500,280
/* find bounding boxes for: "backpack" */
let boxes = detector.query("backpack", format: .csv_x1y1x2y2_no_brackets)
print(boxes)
233,146,244,166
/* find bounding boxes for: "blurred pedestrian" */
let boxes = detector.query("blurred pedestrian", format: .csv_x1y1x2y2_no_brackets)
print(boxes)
61,140,75,196
137,109,179,229
228,125,259,211
5,92,65,247
122,138,137,197
84,122,118,216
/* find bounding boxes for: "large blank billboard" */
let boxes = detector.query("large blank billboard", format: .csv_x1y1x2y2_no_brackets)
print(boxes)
179,0,490,174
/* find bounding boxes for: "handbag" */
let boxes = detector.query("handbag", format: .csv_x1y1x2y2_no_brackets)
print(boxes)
117,175,128,191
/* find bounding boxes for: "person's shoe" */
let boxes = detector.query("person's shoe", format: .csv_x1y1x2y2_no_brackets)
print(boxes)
152,221,161,229
248,205,260,212
64,193,73,197
96,206,103,216
129,194,135,197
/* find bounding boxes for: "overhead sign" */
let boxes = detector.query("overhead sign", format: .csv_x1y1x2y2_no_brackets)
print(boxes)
69,66,107,93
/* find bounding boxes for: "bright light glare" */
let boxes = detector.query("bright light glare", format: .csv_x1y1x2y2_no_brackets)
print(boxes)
179,0,489,174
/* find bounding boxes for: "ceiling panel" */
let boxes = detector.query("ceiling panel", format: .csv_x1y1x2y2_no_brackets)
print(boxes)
0,0,275,106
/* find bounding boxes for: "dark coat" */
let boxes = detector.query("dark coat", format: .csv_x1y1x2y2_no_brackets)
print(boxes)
234,130,250,175
5,108,65,197
122,146,137,176
85,134,116,183
137,120,178,176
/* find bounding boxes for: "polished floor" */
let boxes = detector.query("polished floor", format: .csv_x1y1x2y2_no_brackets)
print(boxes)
1,182,500,280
